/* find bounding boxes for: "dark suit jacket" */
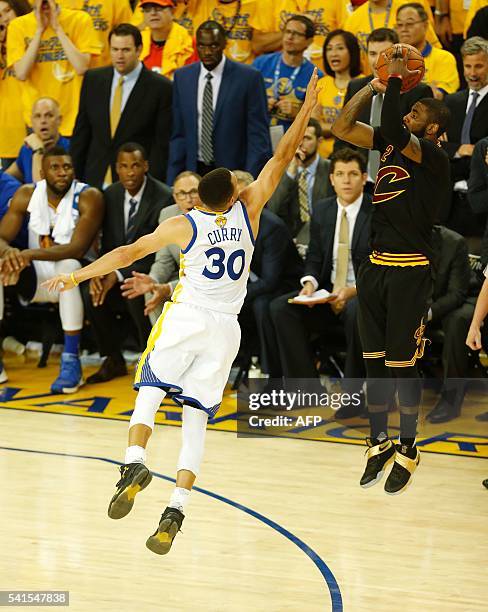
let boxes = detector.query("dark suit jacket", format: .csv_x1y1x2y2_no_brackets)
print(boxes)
71,65,173,188
167,59,272,184
305,194,372,290
468,138,488,266
101,174,173,279
442,89,488,182
246,209,304,302
334,75,433,158
430,225,471,321
267,157,333,238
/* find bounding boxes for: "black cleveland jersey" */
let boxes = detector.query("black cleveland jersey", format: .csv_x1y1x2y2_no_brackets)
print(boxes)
371,127,450,261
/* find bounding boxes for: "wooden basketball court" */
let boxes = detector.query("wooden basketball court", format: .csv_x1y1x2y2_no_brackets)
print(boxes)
1,356,487,611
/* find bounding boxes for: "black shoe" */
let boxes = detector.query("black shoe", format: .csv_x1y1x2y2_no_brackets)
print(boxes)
87,355,127,384
360,438,395,488
384,445,420,495
146,506,185,555
108,462,152,519
475,411,488,422
427,399,460,424
483,479,488,490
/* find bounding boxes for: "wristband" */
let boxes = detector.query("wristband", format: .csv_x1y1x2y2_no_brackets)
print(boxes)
388,73,403,81
367,81,378,96
70,272,79,287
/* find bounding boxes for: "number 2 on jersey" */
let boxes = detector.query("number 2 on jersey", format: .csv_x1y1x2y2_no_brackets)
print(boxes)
202,247,246,281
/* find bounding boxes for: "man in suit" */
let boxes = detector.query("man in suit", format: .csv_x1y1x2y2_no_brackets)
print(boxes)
468,138,488,266
334,28,433,190
441,37,488,235
167,20,272,184
82,142,173,383
267,118,333,245
71,23,173,189
270,148,372,417
121,170,202,324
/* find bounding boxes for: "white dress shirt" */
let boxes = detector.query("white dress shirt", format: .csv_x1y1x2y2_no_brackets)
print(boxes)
301,194,363,290
197,56,226,162
110,61,144,114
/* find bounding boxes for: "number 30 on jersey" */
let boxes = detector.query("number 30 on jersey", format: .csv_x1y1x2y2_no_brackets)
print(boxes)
202,247,246,281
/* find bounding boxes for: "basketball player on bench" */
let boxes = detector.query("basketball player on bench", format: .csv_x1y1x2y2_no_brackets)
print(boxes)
44,70,321,554
332,45,451,494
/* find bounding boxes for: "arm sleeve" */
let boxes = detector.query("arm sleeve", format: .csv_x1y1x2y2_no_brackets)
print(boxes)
380,77,410,151
6,19,25,67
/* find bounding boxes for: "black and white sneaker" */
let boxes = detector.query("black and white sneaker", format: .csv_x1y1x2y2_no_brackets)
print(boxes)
146,507,185,555
360,438,395,488
108,462,152,519
384,445,420,495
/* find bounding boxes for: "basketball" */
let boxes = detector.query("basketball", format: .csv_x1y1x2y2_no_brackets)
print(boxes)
376,43,425,93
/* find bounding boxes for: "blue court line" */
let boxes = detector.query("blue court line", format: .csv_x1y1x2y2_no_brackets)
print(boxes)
0,445,343,611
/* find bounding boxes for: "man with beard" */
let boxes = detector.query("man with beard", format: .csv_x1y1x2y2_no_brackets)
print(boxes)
332,45,451,494
0,147,103,391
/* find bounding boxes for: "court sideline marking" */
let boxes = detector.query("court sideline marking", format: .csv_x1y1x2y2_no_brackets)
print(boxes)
1,445,343,612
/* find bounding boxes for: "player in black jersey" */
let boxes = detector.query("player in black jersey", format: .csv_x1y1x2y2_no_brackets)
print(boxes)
332,45,451,494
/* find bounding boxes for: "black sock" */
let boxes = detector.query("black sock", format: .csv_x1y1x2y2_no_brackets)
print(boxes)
369,411,388,442
399,411,418,449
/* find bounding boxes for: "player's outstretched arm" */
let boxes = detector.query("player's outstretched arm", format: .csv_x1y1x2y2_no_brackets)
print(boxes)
42,215,193,293
331,84,378,149
240,68,321,221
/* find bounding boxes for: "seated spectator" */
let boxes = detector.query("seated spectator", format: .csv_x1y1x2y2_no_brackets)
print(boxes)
0,146,103,390
335,27,432,190
253,15,323,134
0,0,30,170
6,98,69,184
441,37,488,234
57,0,133,68
236,170,303,378
270,148,372,417
425,225,477,423
395,2,459,99
0,170,22,238
313,29,362,159
139,0,194,79
81,142,173,384
468,137,488,266
7,0,100,136
167,20,271,183
121,170,201,324
267,118,333,247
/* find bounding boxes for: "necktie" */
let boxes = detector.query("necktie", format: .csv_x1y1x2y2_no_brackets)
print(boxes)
104,75,124,185
368,93,383,181
333,209,349,292
201,73,214,165
461,91,479,145
126,197,138,243
298,169,310,223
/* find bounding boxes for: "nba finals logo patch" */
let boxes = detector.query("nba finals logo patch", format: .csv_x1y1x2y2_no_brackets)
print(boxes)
215,215,227,228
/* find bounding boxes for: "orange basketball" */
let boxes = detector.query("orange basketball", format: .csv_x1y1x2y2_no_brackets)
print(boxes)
376,43,425,93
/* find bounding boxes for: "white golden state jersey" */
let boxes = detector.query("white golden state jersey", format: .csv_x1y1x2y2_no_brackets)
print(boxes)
171,201,255,315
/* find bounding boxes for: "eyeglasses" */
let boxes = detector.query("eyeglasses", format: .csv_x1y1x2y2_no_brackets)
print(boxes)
394,19,427,29
283,29,307,39
174,189,199,200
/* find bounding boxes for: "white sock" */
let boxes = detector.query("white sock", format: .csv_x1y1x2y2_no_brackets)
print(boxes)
168,487,190,514
125,445,146,465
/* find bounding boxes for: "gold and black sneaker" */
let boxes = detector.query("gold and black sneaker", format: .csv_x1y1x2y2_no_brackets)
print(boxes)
108,462,152,519
146,507,185,555
384,444,420,495
360,438,395,488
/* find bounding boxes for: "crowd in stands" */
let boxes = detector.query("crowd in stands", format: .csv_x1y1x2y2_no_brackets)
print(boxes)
0,0,487,425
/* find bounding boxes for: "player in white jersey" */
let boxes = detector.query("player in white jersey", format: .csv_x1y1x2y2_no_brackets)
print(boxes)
44,68,321,555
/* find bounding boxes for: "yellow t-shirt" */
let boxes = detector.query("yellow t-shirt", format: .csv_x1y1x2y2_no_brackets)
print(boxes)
449,0,467,34
423,44,460,95
464,0,488,35
132,0,206,36
344,0,441,73
141,22,193,79
204,0,258,64
57,0,133,68
316,73,363,159
0,65,26,157
251,0,349,71
7,9,100,136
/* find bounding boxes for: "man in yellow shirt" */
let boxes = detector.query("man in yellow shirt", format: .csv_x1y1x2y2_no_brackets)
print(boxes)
57,0,133,68
132,0,205,36
7,0,100,136
344,0,441,73
396,2,459,98
250,0,350,71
